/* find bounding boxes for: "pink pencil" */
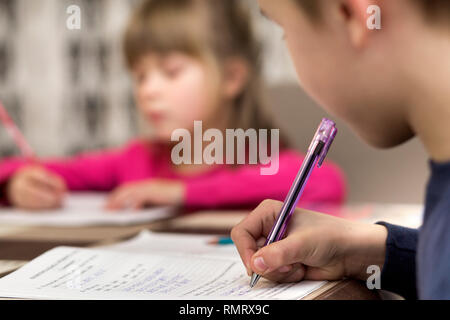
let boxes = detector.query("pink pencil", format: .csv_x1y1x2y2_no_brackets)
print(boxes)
0,100,36,161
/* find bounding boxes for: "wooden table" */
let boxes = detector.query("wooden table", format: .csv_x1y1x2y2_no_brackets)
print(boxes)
0,210,384,300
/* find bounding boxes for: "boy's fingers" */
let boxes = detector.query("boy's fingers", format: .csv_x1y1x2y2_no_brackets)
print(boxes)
261,263,306,283
250,233,308,276
231,200,283,274
231,222,258,272
256,237,267,248
250,200,284,237
231,215,264,274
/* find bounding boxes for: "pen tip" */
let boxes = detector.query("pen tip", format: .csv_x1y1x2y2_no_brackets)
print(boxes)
250,273,260,288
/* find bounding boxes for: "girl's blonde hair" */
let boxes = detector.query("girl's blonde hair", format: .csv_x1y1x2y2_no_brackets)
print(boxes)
123,0,290,147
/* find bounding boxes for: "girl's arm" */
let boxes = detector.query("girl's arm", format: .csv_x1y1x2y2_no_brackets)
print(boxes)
0,141,146,199
183,150,346,209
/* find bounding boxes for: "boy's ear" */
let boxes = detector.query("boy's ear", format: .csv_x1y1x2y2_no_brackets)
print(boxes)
222,57,250,100
340,0,376,48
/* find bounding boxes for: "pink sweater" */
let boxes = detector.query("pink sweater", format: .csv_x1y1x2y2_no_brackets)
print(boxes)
0,140,346,209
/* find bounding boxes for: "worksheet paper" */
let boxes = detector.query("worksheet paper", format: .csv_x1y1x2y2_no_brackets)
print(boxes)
0,231,326,300
103,230,240,259
0,193,175,227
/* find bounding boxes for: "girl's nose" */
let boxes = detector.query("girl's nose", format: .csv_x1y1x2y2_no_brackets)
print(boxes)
140,73,165,99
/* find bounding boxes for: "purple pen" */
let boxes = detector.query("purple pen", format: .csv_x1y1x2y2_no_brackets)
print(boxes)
250,118,337,288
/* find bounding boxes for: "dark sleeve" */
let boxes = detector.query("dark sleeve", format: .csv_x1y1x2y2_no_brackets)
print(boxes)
0,181,9,206
375,222,418,300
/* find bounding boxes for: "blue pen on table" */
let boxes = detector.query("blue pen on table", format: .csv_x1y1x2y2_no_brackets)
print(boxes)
249,118,337,288
208,237,234,245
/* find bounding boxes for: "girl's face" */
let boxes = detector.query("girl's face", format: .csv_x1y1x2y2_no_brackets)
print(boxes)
132,52,223,141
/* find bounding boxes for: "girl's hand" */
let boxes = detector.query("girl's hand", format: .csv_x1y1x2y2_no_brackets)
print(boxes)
105,179,185,210
6,165,67,210
231,200,388,284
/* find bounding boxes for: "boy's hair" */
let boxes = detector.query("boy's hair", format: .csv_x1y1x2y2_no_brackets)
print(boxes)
296,0,450,23
124,0,290,147
414,0,450,23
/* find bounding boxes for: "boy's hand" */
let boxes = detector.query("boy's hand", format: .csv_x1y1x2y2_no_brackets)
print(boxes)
105,179,185,210
7,166,67,210
231,200,388,284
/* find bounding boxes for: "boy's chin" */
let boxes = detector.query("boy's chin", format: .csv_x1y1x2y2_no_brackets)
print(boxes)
360,130,415,149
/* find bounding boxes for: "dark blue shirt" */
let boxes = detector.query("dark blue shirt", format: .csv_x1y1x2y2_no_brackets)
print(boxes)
377,161,450,299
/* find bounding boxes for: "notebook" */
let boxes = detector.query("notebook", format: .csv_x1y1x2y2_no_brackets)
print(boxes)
0,231,326,300
0,193,175,227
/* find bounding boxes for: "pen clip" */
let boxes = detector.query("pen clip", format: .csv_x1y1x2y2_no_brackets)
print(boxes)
316,119,337,168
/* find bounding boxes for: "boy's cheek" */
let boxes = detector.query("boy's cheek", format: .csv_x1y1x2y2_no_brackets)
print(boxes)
287,40,347,117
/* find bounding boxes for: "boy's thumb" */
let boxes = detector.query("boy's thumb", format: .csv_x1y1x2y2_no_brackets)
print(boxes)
250,236,305,275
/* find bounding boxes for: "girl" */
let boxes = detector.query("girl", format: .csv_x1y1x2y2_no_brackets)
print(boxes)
232,0,450,299
0,0,345,211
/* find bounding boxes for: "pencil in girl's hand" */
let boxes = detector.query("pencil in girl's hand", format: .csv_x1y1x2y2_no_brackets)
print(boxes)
0,100,36,160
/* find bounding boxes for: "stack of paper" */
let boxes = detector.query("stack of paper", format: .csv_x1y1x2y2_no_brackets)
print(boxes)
0,231,326,300
0,193,175,227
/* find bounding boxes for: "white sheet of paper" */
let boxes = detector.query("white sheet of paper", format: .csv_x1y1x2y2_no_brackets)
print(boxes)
0,232,326,300
0,193,175,227
103,231,238,259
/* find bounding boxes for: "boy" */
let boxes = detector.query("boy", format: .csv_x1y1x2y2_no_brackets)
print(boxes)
231,0,450,299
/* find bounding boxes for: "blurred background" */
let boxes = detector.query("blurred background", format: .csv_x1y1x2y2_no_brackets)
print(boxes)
0,0,429,204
